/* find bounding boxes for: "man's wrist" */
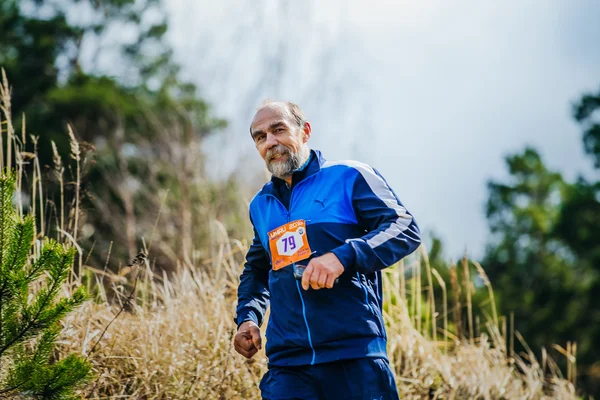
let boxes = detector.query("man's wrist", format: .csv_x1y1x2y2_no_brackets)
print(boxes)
331,243,357,272
236,309,260,329
238,320,258,330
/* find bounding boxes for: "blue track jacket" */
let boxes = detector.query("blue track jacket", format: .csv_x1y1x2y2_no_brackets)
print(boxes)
236,150,421,366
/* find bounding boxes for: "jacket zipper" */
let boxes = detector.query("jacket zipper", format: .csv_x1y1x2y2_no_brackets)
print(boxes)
264,180,317,364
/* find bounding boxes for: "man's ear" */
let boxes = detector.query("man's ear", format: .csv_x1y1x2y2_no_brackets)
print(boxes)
302,121,312,143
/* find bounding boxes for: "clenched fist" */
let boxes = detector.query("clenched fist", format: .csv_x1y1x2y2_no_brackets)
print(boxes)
234,321,262,359
301,252,344,291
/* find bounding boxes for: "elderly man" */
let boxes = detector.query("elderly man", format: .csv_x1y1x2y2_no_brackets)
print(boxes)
234,101,421,400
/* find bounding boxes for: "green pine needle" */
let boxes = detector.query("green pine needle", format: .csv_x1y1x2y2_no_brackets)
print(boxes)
0,171,92,399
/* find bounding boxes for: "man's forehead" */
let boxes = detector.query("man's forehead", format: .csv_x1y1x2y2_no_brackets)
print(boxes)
251,104,289,130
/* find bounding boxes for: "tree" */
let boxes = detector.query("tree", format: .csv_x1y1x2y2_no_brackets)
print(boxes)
483,85,600,396
560,86,600,270
574,86,600,168
484,148,586,342
0,0,217,158
0,172,91,399
0,0,227,269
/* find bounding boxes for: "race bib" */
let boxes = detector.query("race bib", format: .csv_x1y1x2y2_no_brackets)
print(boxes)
268,220,312,270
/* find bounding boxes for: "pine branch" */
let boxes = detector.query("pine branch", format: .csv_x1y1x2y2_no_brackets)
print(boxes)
3,216,34,276
0,176,17,368
0,174,16,273
0,218,35,343
40,354,91,398
26,242,60,283
33,323,60,365
0,250,75,356
0,379,29,397
0,104,91,398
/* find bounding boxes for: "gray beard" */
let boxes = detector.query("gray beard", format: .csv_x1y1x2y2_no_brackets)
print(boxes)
266,145,310,180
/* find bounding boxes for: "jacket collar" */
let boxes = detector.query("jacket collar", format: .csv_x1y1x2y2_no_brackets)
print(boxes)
262,149,325,195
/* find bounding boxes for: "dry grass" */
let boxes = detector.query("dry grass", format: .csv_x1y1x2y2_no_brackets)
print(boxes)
0,71,582,399
49,246,578,399
59,261,265,399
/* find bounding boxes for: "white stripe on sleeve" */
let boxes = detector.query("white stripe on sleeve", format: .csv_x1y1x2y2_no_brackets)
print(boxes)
323,160,413,249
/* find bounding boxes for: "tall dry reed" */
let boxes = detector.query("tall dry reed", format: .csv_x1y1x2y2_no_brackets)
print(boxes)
51,244,578,399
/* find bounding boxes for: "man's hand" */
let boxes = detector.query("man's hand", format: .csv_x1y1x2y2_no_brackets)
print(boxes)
234,321,262,359
301,253,344,291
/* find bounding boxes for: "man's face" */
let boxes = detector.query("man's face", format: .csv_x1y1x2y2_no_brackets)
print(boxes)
250,105,311,179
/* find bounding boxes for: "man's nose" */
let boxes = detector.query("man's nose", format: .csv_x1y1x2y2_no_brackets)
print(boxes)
265,132,278,148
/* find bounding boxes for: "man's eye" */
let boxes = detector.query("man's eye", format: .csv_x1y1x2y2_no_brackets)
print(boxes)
257,135,265,142
275,128,284,133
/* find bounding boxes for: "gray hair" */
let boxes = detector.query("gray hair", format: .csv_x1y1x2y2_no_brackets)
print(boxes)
281,101,307,128
250,100,307,133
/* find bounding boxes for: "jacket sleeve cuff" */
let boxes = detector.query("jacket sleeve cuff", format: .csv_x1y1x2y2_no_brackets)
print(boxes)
236,309,260,329
331,242,357,272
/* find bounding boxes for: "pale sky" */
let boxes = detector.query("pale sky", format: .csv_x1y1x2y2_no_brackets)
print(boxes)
166,0,600,259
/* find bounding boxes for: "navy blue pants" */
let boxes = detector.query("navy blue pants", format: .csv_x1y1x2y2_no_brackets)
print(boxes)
259,358,399,400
